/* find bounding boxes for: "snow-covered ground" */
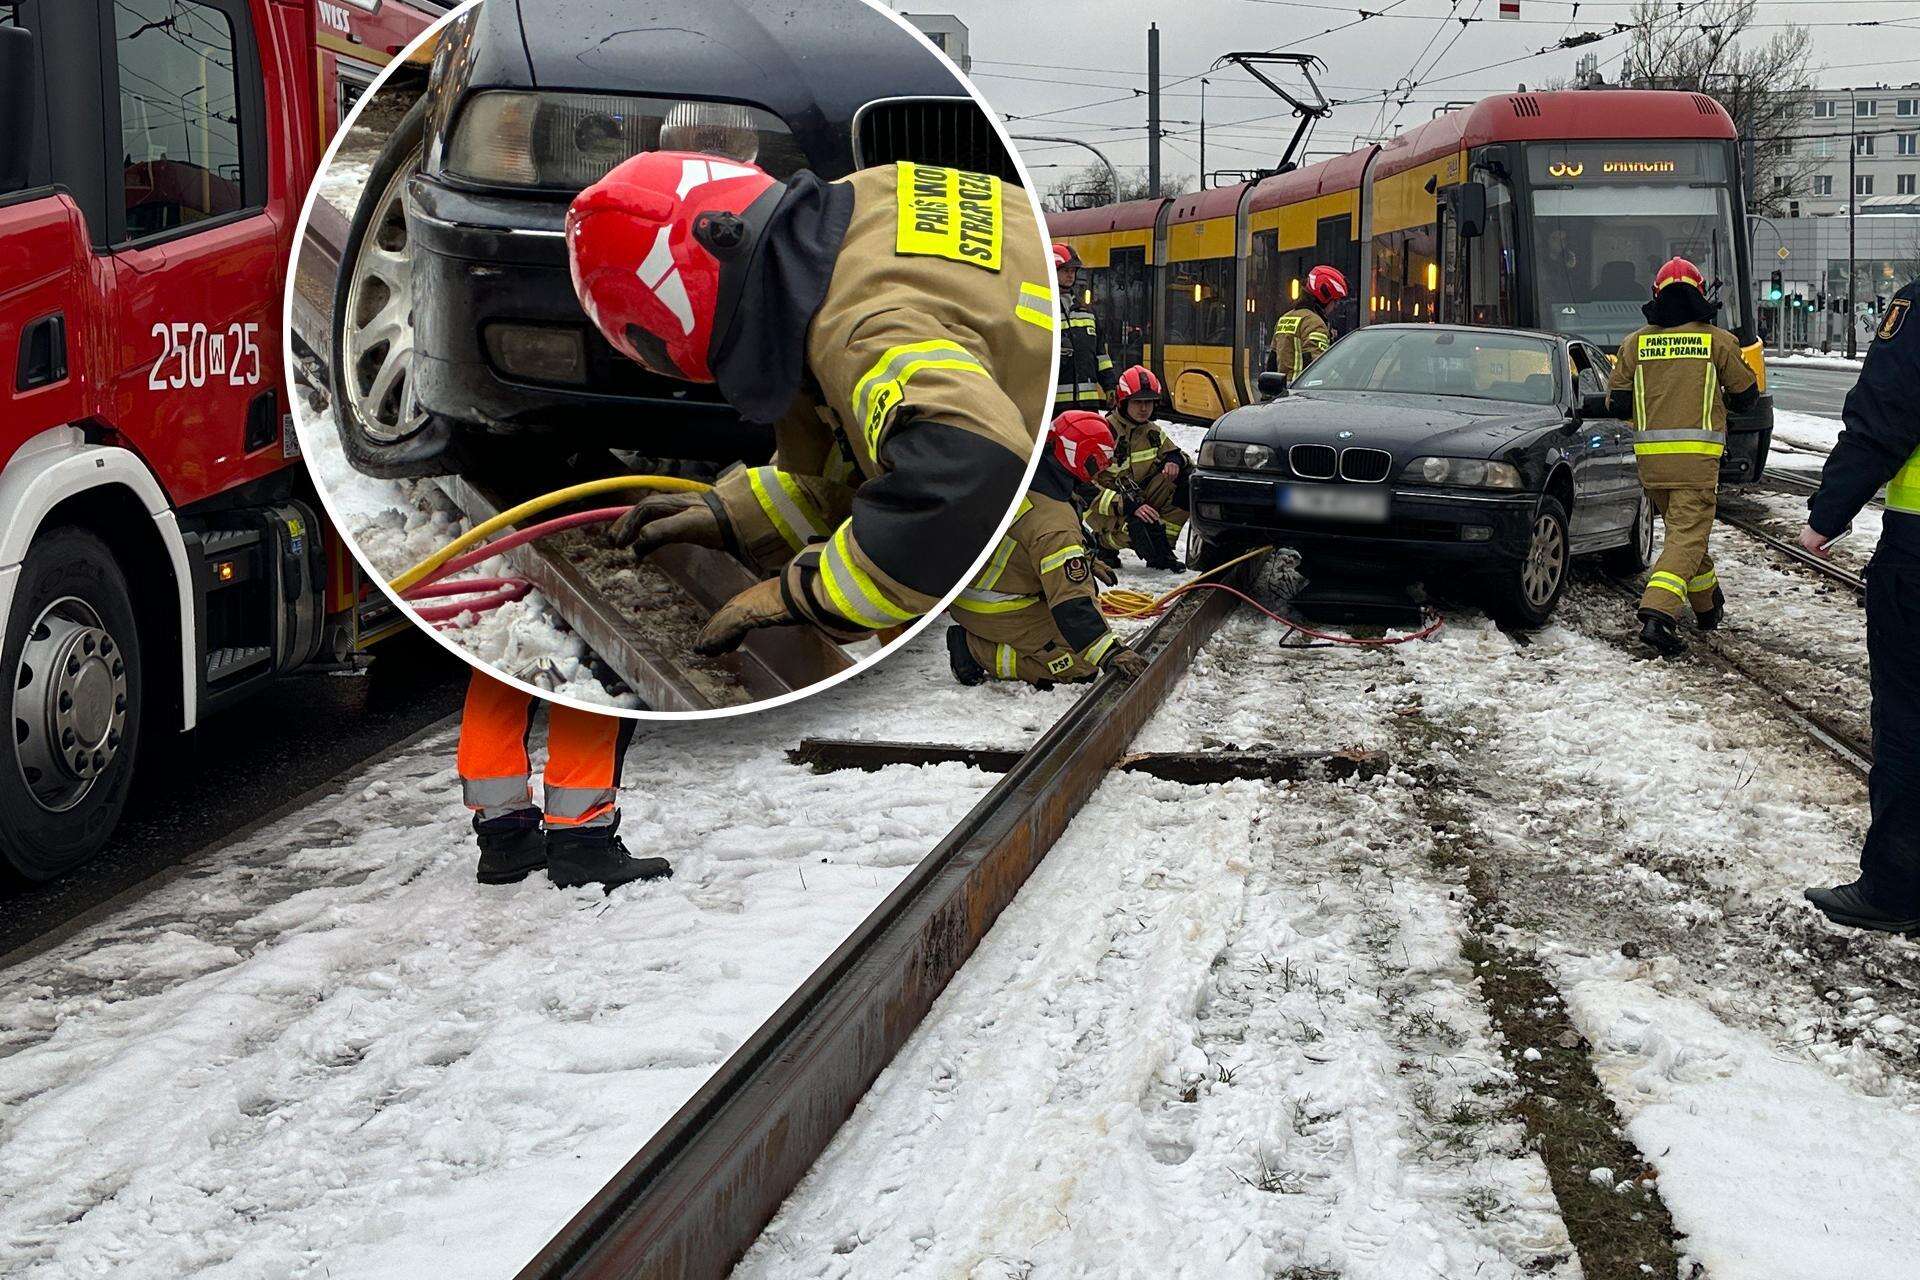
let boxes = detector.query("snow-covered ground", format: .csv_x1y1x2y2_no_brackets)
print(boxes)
4,409,1907,1278
1770,408,1844,459
1769,352,1865,373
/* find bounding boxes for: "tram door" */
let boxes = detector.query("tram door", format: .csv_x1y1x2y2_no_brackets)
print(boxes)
1438,200,1469,325
1104,246,1149,373
1315,213,1358,334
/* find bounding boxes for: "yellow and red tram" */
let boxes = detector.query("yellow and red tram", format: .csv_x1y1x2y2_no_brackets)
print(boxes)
1047,89,1773,481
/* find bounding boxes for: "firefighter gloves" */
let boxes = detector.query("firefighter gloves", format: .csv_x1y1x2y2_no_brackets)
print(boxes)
1103,645,1150,681
608,493,725,559
694,577,798,656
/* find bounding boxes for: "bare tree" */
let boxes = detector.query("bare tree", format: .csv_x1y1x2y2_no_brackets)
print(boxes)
1042,163,1192,212
1619,0,1817,217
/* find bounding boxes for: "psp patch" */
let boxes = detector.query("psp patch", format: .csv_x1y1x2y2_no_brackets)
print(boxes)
895,161,1002,271
1046,652,1076,675
1061,554,1092,584
1879,297,1910,342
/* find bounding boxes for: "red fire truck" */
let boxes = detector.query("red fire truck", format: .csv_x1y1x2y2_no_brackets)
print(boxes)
0,0,446,880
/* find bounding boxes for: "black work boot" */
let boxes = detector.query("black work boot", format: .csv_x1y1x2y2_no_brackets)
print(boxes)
1128,517,1181,571
547,813,672,892
1637,609,1686,657
946,624,988,686
474,809,546,885
1805,882,1920,933
1694,586,1726,631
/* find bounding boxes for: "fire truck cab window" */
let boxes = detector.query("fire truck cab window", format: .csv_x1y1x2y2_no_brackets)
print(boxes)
114,0,246,237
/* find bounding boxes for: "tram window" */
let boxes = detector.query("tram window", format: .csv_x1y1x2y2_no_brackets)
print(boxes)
1374,223,1441,324
1166,256,1233,347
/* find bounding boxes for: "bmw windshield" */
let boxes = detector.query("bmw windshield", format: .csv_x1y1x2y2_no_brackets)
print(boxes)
1524,142,1746,350
1292,328,1561,406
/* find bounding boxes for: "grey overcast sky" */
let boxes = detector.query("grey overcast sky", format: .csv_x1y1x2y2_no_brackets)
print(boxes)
893,1,1916,188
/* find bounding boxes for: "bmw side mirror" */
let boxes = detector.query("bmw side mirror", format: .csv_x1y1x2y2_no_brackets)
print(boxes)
0,27,36,195
1257,371,1289,401
1579,392,1613,420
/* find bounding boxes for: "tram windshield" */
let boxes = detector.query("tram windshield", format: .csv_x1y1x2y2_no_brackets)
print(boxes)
1523,141,1746,350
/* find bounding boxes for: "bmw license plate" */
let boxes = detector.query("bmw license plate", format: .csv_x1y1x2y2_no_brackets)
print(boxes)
1278,483,1389,523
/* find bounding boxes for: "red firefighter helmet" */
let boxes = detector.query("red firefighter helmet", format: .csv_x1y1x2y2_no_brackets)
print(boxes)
1305,264,1349,306
1050,410,1116,483
1052,242,1082,271
566,150,779,383
1653,256,1705,295
1115,364,1162,409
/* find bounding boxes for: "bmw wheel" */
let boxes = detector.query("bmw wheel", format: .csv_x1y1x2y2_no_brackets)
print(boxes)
1490,495,1570,629
329,96,457,478
1602,489,1656,577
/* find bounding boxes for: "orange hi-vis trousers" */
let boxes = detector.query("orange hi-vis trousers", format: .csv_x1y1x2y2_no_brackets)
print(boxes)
456,672,634,828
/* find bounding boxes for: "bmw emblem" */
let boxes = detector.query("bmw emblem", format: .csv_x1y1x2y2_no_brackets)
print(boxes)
1337,430,1354,439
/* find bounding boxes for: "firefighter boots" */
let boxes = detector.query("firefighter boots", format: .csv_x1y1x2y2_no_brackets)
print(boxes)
1637,609,1686,657
947,625,988,686
547,813,673,891
1695,585,1726,631
1128,517,1182,571
474,809,546,885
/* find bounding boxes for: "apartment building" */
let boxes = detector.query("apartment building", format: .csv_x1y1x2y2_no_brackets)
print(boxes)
1780,85,1920,219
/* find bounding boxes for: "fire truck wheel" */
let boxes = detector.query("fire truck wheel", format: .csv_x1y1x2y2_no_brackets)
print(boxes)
1,527,143,882
331,95,455,478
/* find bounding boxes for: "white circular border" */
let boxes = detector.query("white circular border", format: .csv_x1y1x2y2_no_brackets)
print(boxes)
282,0,1062,722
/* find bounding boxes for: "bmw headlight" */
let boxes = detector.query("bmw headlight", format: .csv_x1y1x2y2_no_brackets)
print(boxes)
1403,457,1524,489
1198,440,1275,470
441,91,807,191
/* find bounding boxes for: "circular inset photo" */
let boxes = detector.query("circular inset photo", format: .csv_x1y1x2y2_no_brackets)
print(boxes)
287,0,1057,716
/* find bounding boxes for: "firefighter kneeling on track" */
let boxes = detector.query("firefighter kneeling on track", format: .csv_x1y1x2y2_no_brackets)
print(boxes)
1606,255,1759,656
1083,365,1190,572
565,152,1050,653
946,411,1150,689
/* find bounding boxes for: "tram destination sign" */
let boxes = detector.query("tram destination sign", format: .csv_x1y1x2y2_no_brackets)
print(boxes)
1527,142,1724,185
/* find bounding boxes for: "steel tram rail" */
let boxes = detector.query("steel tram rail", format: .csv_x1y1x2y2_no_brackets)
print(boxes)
514,575,1247,1280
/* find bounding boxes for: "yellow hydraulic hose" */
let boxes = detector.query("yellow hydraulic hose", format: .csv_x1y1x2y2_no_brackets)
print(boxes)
1097,545,1273,618
388,475,714,594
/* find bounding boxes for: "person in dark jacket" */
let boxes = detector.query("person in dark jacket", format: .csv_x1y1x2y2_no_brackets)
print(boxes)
1052,243,1116,415
1802,277,1920,933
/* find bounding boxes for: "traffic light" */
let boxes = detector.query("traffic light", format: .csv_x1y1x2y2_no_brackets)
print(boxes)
1768,269,1784,301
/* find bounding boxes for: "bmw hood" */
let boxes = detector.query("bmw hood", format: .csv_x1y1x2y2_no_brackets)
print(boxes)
511,0,966,173
1213,391,1565,460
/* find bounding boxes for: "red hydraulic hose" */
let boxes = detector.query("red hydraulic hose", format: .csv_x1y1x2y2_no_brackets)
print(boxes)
396,506,631,625
408,577,533,623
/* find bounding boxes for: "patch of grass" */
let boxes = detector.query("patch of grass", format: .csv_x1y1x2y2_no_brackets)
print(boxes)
1234,1148,1307,1195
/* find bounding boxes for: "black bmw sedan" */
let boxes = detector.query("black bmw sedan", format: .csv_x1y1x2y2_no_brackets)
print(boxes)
329,0,1018,477
1188,325,1656,626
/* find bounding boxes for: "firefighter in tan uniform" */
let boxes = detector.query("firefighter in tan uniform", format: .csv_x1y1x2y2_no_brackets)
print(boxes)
1084,365,1190,571
946,412,1149,688
566,152,1052,654
1268,265,1346,384
1607,256,1759,656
